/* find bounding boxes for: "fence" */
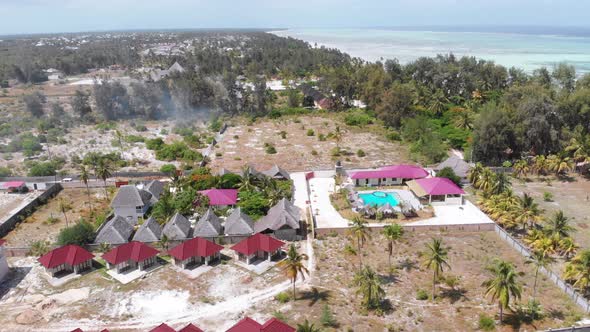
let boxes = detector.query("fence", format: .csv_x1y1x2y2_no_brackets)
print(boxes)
315,222,496,237
494,224,590,312
0,183,63,238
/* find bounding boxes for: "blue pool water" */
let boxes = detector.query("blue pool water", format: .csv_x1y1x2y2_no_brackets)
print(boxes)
359,191,400,207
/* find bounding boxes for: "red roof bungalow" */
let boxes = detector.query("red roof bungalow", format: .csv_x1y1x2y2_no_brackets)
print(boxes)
407,177,465,205
226,317,295,332
179,323,204,332
168,237,223,269
199,188,238,207
261,318,296,332
1,181,28,193
102,241,159,273
350,164,428,187
38,245,94,277
231,233,285,264
149,323,176,332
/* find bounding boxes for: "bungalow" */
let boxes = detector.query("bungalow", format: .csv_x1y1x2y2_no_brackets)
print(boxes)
261,165,290,180
0,239,9,282
162,213,191,240
226,317,295,332
132,217,162,243
179,324,204,332
193,208,223,240
95,215,134,245
110,185,154,222
38,245,94,277
350,164,428,187
231,233,285,264
435,155,472,184
143,180,165,201
261,318,296,332
199,188,238,208
224,207,255,239
102,241,159,273
168,237,223,268
149,323,175,332
254,198,300,241
407,177,465,205
1,181,28,193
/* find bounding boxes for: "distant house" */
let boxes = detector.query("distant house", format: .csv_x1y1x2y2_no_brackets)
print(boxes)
132,217,162,243
102,241,159,273
143,180,165,201
94,215,134,245
149,61,186,82
224,207,255,239
0,239,9,282
231,233,285,264
261,318,296,332
435,155,472,183
350,164,428,187
149,323,175,332
38,245,94,277
226,317,295,332
178,324,204,332
110,185,154,222
199,188,238,208
299,83,327,109
226,317,262,332
168,237,223,269
254,198,301,241
193,208,223,240
261,165,290,180
162,213,191,240
1,181,28,193
407,177,465,205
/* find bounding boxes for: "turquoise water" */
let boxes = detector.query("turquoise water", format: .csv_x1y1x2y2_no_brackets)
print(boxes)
271,28,590,74
359,191,400,207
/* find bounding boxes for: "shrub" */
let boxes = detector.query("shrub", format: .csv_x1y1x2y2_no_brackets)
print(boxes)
160,164,177,176
306,129,315,136
125,135,145,143
344,110,374,126
543,191,553,202
29,240,50,256
318,133,326,141
386,131,401,141
321,304,337,327
311,150,318,156
279,131,287,139
45,216,60,225
357,149,366,157
28,161,58,176
146,137,165,150
266,145,277,154
436,167,462,187
330,147,341,157
57,220,95,246
0,166,11,177
478,314,495,331
416,289,429,301
275,292,290,303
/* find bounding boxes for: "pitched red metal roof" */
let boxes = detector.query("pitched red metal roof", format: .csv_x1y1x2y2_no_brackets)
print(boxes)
351,164,428,180
1,181,25,188
231,233,285,256
179,323,204,332
168,237,223,261
102,241,159,265
226,317,263,332
149,323,176,332
261,318,295,332
70,329,84,332
199,189,238,206
38,245,94,269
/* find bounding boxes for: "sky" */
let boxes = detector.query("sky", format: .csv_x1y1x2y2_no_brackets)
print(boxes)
0,0,589,35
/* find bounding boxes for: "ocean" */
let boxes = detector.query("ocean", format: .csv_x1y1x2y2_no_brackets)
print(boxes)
270,27,590,74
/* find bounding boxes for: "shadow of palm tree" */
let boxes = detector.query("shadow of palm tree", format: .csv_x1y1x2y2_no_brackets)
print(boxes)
439,287,468,304
378,273,399,284
299,287,331,307
397,258,418,272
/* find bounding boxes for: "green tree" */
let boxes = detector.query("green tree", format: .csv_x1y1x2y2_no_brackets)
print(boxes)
79,165,92,212
422,238,450,300
564,250,590,295
347,216,371,269
527,250,554,301
277,244,309,301
436,167,462,187
382,223,404,274
353,266,385,310
57,220,95,246
483,259,522,323
94,159,113,200
58,197,73,227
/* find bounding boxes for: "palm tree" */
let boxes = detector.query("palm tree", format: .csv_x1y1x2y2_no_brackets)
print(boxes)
527,250,554,301
451,106,475,130
333,125,343,148
422,238,451,300
513,159,530,179
468,162,485,186
353,266,385,310
265,180,285,206
79,165,93,212
94,159,113,200
544,210,575,239
238,166,259,192
559,237,578,259
427,90,448,116
476,168,496,194
491,172,511,195
382,223,404,274
277,244,309,301
483,259,522,323
563,250,590,296
516,193,542,231
296,320,321,332
58,197,72,227
347,216,371,269
532,155,548,176
547,154,574,176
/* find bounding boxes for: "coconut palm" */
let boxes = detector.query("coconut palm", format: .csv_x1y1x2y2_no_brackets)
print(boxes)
476,168,496,194
547,154,574,176
422,238,451,300
79,165,93,212
527,250,554,301
353,266,385,310
532,155,548,176
483,259,522,323
451,106,475,130
513,159,530,179
559,237,579,260
544,210,575,239
491,172,511,195
382,223,404,274
58,197,72,227
94,159,113,200
427,90,448,116
515,193,542,230
238,166,259,192
277,244,309,301
333,125,343,148
563,250,590,295
296,320,321,332
347,217,371,269
468,162,485,185
565,135,590,163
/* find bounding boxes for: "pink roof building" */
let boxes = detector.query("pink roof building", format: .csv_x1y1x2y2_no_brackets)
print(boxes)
350,164,428,187
407,177,465,205
199,189,238,206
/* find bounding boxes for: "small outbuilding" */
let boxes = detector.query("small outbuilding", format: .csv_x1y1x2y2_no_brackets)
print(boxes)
162,213,191,240
168,237,223,269
407,177,465,205
435,155,472,183
95,215,134,245
224,207,255,240
231,233,285,264
254,198,301,241
261,165,291,180
199,188,238,208
132,217,162,243
102,241,159,273
38,245,94,277
193,208,223,240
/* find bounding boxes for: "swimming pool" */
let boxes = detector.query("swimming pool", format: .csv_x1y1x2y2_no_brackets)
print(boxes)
359,191,400,207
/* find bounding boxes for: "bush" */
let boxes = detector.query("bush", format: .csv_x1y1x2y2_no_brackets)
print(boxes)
478,314,495,331
318,133,326,141
330,147,341,157
279,131,287,139
265,145,277,154
436,167,462,187
386,131,401,141
357,149,366,157
57,220,95,246
275,292,291,303
311,150,318,156
543,191,553,202
44,216,60,225
146,137,165,150
416,289,429,301
0,166,11,177
344,110,374,126
321,304,337,327
306,129,315,136
28,161,58,176
155,142,202,162
125,135,145,143
29,240,51,256
160,164,177,176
